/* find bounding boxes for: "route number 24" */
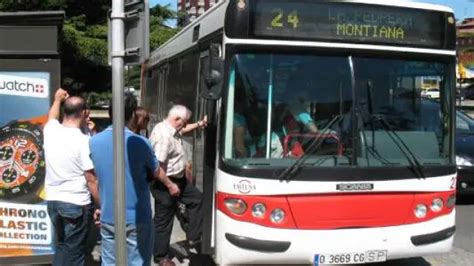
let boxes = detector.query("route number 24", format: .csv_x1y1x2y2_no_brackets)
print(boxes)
271,9,299,29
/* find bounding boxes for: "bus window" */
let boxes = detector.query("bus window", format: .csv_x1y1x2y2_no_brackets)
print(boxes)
353,58,451,166
223,54,353,165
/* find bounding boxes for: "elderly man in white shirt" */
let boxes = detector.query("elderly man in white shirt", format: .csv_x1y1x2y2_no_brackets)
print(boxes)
149,105,206,266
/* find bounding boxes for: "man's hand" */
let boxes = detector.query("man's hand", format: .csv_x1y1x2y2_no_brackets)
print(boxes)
48,88,69,121
93,209,101,227
167,182,181,197
54,88,69,103
198,115,208,128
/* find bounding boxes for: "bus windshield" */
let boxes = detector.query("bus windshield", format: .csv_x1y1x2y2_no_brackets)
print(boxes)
222,53,453,168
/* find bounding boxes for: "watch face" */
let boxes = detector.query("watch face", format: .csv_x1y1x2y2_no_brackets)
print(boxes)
0,121,44,201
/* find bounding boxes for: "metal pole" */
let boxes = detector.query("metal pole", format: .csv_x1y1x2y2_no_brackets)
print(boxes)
265,55,273,158
111,0,127,265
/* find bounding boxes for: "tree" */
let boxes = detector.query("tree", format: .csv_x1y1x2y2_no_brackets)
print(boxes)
0,0,178,95
126,3,179,90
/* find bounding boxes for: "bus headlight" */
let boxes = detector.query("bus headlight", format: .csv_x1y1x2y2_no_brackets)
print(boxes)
252,203,266,218
430,198,443,212
270,208,285,224
224,198,247,215
414,204,427,218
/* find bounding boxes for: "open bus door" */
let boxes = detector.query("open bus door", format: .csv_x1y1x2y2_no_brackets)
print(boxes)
197,44,223,255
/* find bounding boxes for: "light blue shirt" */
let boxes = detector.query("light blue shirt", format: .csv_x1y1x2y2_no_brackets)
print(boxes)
89,127,158,225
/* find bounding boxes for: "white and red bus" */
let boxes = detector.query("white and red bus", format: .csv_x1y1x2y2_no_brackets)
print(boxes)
141,0,457,264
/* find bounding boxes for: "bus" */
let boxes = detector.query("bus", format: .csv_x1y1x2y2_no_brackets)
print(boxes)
141,0,457,264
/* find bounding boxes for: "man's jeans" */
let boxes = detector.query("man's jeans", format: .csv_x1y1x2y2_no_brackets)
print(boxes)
47,201,94,266
101,223,154,266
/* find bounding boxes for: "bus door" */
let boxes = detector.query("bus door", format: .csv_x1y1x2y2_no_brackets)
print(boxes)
196,50,217,254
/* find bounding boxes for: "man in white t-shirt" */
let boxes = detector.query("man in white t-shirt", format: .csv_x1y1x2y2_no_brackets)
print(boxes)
43,88,99,266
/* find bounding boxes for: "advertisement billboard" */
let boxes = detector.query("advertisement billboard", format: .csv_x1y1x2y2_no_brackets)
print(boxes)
0,71,54,258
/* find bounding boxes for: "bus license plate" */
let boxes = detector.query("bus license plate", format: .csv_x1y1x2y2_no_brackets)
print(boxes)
314,250,387,265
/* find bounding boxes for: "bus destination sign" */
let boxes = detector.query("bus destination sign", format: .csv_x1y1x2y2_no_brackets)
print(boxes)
252,1,450,48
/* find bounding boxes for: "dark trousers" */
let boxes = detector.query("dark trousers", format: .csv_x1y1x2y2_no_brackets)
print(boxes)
47,201,94,266
151,177,202,260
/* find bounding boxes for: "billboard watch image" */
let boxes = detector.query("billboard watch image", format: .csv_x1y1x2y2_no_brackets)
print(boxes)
0,72,54,257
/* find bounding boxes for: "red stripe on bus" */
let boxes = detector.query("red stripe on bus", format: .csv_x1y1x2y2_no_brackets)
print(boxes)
217,191,454,229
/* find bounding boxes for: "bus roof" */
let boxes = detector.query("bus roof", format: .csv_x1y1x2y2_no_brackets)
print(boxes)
148,0,454,67
342,0,453,13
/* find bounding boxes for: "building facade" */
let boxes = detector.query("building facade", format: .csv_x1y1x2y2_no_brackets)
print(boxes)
178,0,219,26
457,18,474,79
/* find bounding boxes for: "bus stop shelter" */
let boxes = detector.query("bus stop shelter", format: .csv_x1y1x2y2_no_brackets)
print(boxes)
0,10,64,264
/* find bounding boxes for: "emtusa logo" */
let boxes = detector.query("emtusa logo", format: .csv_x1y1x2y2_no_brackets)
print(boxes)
233,179,256,194
0,72,49,98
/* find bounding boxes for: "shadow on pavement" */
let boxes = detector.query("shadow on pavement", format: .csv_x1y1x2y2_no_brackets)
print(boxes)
370,257,431,266
169,240,215,266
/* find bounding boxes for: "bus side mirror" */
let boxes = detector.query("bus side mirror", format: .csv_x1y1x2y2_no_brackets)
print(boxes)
201,44,224,100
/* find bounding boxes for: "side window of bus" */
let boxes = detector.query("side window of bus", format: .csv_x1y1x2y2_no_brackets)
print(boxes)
165,54,199,113
145,69,159,117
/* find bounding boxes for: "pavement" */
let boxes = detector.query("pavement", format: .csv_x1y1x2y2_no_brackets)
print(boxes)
83,204,474,266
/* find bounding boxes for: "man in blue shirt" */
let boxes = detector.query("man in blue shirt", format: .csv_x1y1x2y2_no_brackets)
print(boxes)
89,95,159,266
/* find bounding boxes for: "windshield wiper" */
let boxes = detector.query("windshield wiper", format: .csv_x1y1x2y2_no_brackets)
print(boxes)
374,114,425,178
360,129,398,166
277,115,343,182
363,80,424,178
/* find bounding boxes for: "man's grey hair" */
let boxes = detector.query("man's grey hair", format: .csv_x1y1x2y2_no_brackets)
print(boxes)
168,105,192,120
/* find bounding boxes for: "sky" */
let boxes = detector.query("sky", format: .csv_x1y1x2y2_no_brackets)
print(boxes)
150,0,474,26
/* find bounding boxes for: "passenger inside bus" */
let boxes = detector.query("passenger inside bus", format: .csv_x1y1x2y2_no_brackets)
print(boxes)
274,69,346,157
232,66,284,159
233,103,256,158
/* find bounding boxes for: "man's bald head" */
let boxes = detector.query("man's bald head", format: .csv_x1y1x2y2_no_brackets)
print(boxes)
63,96,88,119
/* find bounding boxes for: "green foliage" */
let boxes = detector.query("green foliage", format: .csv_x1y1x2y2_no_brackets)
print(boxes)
151,27,179,51
63,22,108,65
150,3,176,23
0,0,66,10
0,0,178,93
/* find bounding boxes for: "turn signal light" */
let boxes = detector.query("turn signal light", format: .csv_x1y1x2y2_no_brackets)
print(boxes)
224,198,247,215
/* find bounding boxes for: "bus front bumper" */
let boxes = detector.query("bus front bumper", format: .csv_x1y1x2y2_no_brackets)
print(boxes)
215,210,455,265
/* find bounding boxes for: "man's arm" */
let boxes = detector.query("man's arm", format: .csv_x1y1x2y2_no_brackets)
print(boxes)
48,88,69,121
85,169,100,207
149,128,181,196
306,121,318,133
296,111,318,132
153,164,180,197
181,115,207,134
